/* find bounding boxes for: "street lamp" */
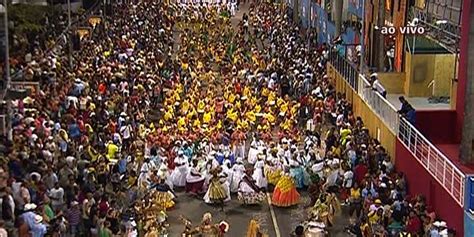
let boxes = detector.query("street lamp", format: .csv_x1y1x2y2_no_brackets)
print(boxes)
66,0,73,69
0,1,9,91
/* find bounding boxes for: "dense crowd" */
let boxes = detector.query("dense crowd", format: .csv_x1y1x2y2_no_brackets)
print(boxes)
0,1,449,237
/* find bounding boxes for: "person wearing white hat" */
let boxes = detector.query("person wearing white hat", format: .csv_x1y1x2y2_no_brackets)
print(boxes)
252,154,268,190
170,150,189,188
30,215,47,237
186,158,205,195
230,157,246,193
20,203,38,229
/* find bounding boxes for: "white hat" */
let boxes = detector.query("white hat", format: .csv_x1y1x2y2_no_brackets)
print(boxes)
178,150,184,155
241,96,248,100
71,201,79,206
34,215,43,223
24,203,37,211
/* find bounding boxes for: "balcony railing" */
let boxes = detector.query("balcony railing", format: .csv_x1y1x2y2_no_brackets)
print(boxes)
357,75,400,134
327,49,359,90
398,117,465,207
329,58,467,208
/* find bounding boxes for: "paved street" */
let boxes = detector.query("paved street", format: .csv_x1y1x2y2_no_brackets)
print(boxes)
164,3,351,236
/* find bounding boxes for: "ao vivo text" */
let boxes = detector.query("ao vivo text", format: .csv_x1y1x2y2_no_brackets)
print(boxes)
379,26,426,35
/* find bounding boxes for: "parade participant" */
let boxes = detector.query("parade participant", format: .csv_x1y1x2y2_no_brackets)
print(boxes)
184,212,227,237
150,175,176,210
288,153,307,189
221,160,233,202
230,157,246,193
171,150,189,188
203,167,228,208
238,167,266,205
252,154,268,190
272,172,300,207
246,219,268,237
185,159,206,196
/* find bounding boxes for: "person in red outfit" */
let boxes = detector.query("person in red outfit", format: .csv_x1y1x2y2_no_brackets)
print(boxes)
405,210,422,235
354,160,368,185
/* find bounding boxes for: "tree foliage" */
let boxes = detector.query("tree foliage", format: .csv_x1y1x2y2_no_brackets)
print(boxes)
8,4,62,33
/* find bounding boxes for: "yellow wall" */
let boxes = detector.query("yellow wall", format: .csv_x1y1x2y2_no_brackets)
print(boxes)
378,72,406,94
328,64,397,160
404,52,455,97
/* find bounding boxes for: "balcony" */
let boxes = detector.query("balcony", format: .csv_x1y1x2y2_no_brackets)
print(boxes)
328,51,468,208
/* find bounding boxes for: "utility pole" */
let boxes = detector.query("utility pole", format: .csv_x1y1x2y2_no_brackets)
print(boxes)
67,0,73,69
293,0,299,25
2,0,8,90
2,0,11,141
460,6,474,164
333,0,343,36
376,0,385,71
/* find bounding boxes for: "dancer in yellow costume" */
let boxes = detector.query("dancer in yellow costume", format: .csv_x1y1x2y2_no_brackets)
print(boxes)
272,173,300,207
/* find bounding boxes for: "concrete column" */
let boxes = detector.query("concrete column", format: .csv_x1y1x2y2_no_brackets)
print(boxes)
376,0,385,71
293,0,299,24
333,0,343,35
460,2,474,164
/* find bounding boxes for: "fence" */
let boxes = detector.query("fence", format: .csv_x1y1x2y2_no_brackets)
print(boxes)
357,75,400,134
327,49,358,90
328,50,466,208
398,117,465,207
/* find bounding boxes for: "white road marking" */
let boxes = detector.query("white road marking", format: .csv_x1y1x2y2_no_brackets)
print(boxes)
266,192,281,237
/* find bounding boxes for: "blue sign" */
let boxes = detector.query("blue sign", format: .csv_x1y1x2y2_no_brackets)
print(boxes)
466,176,474,212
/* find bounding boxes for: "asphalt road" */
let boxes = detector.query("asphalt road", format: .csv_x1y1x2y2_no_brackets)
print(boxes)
165,3,352,236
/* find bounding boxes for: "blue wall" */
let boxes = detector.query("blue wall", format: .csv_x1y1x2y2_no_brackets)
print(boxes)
303,2,362,46
464,176,474,236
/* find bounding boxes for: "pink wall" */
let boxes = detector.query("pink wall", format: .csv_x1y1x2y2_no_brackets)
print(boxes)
415,110,457,144
455,0,472,143
395,140,464,235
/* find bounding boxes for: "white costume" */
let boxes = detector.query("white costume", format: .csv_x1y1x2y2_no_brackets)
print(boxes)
186,165,205,184
230,160,246,193
157,163,174,190
170,152,189,187
221,160,232,202
252,158,268,189
248,138,264,164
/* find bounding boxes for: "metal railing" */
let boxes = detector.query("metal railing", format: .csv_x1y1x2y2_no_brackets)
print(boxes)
328,53,466,208
398,117,465,207
357,75,400,134
327,49,358,90
9,81,40,94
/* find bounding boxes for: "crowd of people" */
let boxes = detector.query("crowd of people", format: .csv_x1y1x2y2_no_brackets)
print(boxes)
0,0,450,237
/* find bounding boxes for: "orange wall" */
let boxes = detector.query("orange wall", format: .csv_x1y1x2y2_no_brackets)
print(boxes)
329,64,397,159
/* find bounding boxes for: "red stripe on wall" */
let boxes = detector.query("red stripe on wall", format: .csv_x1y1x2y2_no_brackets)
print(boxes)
395,139,463,235
455,0,472,143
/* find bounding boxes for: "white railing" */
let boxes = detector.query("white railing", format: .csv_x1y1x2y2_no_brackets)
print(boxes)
9,82,40,94
329,61,466,208
398,117,465,207
357,75,400,134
